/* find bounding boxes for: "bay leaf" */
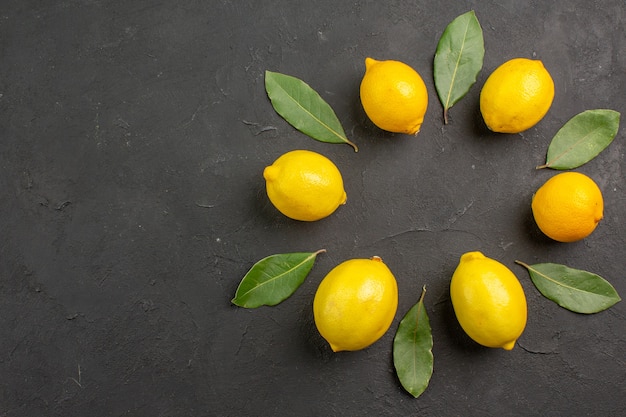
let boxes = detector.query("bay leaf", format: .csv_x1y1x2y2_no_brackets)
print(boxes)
393,286,433,398
433,10,484,124
265,71,358,152
515,261,621,314
537,109,620,169
232,249,325,308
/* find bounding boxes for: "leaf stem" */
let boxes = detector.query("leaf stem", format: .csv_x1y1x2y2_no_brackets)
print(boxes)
514,260,530,269
346,139,359,152
419,285,427,303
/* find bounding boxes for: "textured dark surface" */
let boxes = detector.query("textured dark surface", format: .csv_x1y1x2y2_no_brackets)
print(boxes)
1,1,625,416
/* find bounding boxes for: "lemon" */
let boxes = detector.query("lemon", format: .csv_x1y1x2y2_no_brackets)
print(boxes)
313,256,398,352
450,251,527,350
532,172,603,242
359,57,428,135
480,58,555,133
263,150,347,222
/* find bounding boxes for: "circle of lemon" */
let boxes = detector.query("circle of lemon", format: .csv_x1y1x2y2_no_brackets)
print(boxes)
532,172,604,242
313,256,398,352
263,150,347,222
480,58,555,133
450,251,527,350
359,57,428,135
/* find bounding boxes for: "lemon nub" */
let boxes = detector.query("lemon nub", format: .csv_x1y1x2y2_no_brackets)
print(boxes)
364,57,378,70
460,251,485,262
502,340,516,351
263,165,279,181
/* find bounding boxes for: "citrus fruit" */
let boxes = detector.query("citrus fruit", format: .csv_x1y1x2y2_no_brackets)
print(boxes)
450,251,527,350
480,58,555,133
263,150,347,222
531,172,604,242
359,57,428,135
313,256,398,352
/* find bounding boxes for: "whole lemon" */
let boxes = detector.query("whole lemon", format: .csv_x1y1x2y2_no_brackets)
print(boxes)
450,251,527,350
359,57,428,135
263,150,347,222
313,256,398,352
531,172,603,242
480,58,555,133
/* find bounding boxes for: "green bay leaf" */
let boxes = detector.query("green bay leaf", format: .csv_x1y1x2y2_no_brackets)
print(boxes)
393,286,433,398
515,261,621,314
265,71,357,152
232,249,325,308
538,109,620,169
433,10,485,124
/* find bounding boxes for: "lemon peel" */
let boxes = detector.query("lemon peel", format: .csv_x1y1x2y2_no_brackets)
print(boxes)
450,251,527,350
313,256,398,352
360,57,428,135
480,58,554,133
532,172,603,242
264,150,346,222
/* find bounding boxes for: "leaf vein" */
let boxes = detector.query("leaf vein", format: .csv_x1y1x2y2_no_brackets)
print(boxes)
444,17,471,110
274,83,346,142
547,127,601,167
237,253,316,300
527,265,610,298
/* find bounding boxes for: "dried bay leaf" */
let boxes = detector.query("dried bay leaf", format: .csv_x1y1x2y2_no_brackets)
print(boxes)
265,71,358,151
537,109,620,169
515,261,621,313
393,286,433,398
232,249,326,308
434,10,485,124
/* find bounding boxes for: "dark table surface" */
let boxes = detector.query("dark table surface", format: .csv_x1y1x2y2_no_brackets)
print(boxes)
2,1,625,416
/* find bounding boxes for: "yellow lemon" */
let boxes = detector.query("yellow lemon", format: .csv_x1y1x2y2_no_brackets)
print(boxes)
263,150,347,222
480,58,555,133
360,57,428,135
450,251,527,350
313,256,398,352
531,172,603,242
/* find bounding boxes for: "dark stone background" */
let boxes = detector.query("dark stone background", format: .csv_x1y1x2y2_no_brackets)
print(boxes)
1,1,624,416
